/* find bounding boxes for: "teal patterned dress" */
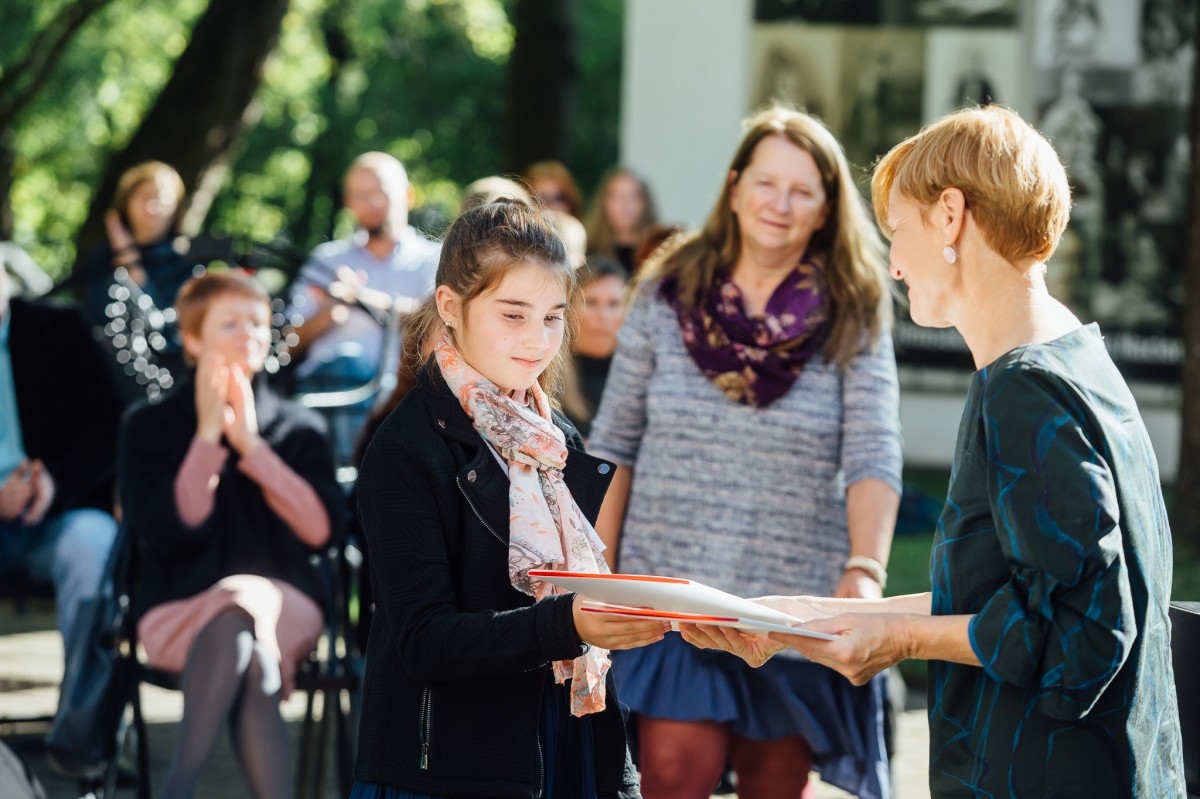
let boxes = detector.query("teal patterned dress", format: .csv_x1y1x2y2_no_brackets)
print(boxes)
929,324,1184,797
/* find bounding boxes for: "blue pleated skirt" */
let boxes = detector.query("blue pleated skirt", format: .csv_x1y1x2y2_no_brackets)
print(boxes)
612,632,889,799
350,672,598,799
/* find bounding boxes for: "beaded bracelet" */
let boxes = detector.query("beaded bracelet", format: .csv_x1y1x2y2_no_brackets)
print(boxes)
843,555,888,589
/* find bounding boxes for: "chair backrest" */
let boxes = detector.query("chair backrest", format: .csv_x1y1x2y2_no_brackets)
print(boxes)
1171,601,1200,794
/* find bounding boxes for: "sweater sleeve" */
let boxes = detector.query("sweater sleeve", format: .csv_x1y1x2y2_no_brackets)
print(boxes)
238,442,331,547
587,286,657,468
967,366,1134,721
840,327,903,494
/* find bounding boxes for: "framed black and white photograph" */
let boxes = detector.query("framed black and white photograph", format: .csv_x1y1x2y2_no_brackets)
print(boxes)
922,28,1027,121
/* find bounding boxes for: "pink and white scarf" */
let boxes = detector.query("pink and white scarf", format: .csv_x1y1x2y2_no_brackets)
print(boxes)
434,340,611,716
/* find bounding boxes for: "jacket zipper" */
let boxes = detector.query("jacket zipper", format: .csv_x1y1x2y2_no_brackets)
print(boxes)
456,475,507,546
459,474,546,795
536,688,545,798
419,685,432,769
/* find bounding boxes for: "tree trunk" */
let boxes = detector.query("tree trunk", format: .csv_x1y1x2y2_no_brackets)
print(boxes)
71,0,290,270
504,0,578,173
1173,17,1200,553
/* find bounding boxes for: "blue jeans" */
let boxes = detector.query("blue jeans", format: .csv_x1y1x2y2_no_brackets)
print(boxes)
0,508,118,662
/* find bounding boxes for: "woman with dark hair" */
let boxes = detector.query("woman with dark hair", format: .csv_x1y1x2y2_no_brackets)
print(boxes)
589,106,901,799
120,270,343,798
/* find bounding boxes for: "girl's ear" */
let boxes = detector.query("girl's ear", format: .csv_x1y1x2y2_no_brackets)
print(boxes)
435,285,461,328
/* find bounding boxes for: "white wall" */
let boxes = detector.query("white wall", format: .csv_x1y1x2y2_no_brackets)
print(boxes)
620,0,752,228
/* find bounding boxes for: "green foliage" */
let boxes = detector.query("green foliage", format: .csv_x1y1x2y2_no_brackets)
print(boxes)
3,0,206,279
3,0,625,281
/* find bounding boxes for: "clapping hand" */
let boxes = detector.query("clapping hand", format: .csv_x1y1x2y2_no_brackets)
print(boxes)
222,364,262,456
195,350,230,444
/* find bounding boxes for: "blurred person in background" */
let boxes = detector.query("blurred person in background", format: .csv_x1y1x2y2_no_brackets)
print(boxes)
631,224,685,283
0,263,122,720
584,168,658,274
546,209,588,270
588,106,901,799
287,151,440,461
561,256,629,439
81,160,194,329
522,159,585,219
120,270,344,799
459,175,533,215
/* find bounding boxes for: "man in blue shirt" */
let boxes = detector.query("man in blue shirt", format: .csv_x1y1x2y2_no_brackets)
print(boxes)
287,152,441,461
0,264,121,679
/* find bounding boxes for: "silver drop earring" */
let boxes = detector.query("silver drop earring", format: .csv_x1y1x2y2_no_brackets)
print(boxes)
942,245,958,264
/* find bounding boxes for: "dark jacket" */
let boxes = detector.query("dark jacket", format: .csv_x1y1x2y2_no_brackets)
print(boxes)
118,373,344,620
9,297,123,515
354,364,638,799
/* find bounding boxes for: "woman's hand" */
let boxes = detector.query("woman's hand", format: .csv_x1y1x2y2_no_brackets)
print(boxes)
753,594,842,622
677,623,787,668
195,351,229,444
105,209,142,275
766,613,914,686
223,365,262,456
834,570,884,600
571,596,669,650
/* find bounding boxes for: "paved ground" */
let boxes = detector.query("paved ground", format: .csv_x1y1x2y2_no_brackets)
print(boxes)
1,601,931,798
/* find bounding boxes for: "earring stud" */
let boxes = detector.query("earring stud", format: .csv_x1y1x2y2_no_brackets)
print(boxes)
942,245,958,264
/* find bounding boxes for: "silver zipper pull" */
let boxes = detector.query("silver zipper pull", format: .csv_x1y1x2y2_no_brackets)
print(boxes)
421,743,429,770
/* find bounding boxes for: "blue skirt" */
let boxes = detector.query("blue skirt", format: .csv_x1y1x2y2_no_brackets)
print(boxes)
351,673,598,799
612,632,889,799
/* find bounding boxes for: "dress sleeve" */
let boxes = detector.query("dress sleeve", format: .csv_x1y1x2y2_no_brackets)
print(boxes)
840,327,903,494
174,436,228,527
586,286,657,467
238,442,331,547
967,365,1134,721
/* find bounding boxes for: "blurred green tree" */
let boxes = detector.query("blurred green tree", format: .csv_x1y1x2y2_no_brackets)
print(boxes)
1,0,624,283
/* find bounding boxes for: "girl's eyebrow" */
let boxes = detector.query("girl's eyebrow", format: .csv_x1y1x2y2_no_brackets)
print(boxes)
496,298,569,310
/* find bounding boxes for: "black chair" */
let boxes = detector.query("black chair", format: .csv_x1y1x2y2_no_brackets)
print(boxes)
106,539,360,799
1171,601,1200,798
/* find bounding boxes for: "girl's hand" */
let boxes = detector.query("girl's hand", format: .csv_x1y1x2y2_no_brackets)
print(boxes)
223,365,262,456
677,623,787,668
195,351,229,444
571,595,669,650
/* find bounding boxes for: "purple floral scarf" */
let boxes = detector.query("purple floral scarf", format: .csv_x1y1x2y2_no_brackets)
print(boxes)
662,261,829,407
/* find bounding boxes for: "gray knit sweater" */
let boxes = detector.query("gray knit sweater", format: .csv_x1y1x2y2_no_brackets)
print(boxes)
588,284,903,601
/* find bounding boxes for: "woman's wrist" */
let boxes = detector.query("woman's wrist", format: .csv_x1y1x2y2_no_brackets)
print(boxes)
844,555,888,590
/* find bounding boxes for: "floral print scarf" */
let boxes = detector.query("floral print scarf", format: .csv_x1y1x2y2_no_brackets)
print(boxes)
662,261,830,407
434,340,611,716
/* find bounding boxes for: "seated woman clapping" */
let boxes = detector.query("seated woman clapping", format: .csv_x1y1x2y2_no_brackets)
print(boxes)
118,270,344,799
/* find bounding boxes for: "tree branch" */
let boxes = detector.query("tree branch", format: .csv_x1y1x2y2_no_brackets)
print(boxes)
0,0,113,128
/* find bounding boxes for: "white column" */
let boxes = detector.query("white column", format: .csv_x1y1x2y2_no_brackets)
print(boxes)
620,0,752,228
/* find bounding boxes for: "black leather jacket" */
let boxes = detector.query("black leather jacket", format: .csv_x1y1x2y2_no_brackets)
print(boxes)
353,364,638,799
